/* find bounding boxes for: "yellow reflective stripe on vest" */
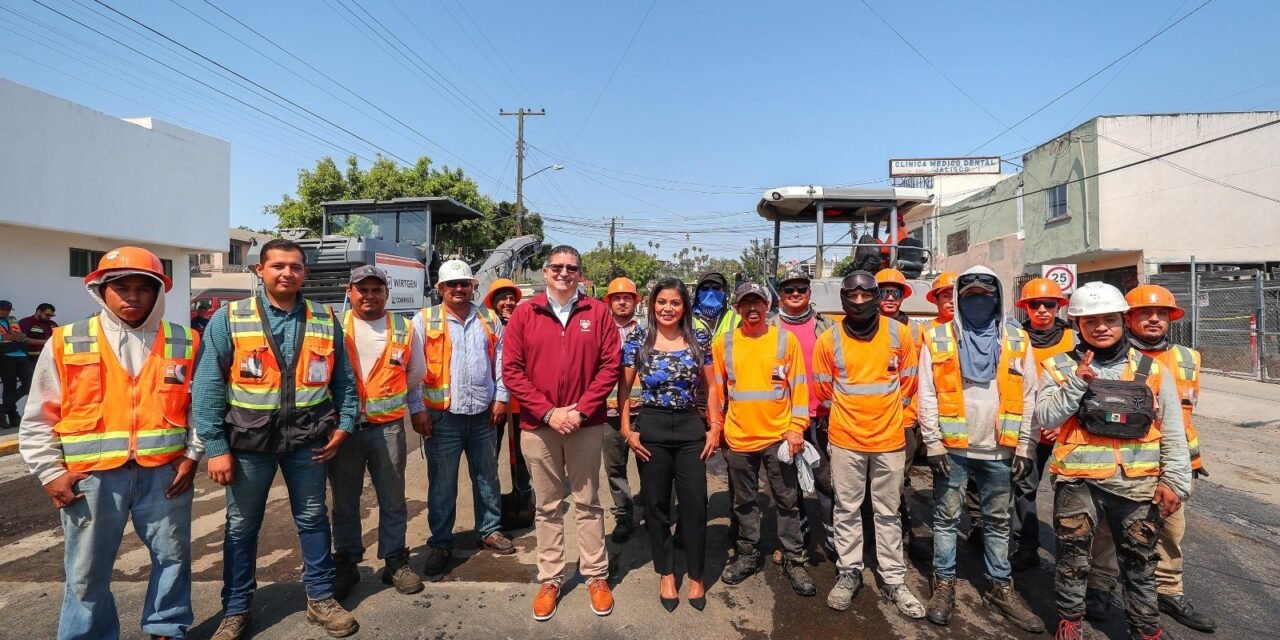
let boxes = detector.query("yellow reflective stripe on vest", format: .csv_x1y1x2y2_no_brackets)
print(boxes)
61,317,101,355
161,322,195,359
59,431,131,462
1172,345,1199,382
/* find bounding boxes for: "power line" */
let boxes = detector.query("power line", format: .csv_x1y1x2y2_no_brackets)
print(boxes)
568,0,657,149
1097,134,1280,205
963,0,1216,155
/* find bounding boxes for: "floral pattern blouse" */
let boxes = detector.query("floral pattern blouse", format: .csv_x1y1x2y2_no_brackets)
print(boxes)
621,326,713,409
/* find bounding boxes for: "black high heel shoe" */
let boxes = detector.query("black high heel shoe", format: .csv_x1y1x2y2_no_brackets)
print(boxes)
660,595,679,612
688,594,706,611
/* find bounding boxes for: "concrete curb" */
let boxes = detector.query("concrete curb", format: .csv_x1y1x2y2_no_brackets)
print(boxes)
0,438,18,457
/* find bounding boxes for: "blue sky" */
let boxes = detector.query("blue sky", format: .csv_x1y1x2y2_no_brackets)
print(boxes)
1,0,1273,261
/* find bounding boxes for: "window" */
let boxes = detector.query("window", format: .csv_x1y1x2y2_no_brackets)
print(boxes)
946,229,969,255
228,241,244,266
69,248,106,277
1047,184,1069,221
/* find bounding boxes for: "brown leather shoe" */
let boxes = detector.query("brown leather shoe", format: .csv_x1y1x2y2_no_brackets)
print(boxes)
480,531,516,555
210,613,251,640
588,578,614,616
533,582,560,621
307,598,359,638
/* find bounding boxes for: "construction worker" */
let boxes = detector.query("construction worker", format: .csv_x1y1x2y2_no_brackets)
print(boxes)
770,268,836,559
812,271,925,618
415,260,515,580
924,273,957,327
918,267,1044,633
19,247,200,640
1078,285,1215,633
0,299,30,429
877,268,922,547
1009,277,1074,572
875,268,913,326
485,278,522,324
329,266,427,600
603,277,644,543
483,278,532,509
691,271,739,337
195,238,360,640
1035,282,1190,640
713,282,815,596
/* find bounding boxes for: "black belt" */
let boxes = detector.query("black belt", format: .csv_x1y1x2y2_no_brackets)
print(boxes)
639,405,697,413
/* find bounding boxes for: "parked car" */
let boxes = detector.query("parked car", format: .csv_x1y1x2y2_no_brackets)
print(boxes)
190,288,250,333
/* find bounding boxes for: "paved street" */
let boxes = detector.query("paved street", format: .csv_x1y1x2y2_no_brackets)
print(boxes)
0,375,1277,639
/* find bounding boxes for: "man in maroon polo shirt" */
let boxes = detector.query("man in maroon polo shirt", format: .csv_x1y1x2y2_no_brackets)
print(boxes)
502,245,622,622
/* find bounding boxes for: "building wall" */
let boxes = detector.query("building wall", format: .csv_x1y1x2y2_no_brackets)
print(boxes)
1096,112,1280,265
935,232,1026,303
1021,119,1100,266
0,225,193,326
0,79,229,253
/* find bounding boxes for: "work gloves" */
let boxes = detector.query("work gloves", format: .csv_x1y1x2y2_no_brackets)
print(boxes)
1193,467,1210,479
1011,455,1034,483
927,454,950,478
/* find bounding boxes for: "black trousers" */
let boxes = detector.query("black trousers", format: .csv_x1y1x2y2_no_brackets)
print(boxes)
637,406,708,580
0,357,31,413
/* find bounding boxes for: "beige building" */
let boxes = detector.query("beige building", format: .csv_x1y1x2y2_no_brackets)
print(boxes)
934,112,1280,297
191,227,274,292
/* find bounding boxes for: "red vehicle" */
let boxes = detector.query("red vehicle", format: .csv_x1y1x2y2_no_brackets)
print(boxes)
189,288,250,333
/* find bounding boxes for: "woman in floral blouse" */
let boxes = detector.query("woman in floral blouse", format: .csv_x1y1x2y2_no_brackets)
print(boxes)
619,277,721,612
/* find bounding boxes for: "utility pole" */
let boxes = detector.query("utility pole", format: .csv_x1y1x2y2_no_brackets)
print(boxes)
609,217,617,277
499,108,545,236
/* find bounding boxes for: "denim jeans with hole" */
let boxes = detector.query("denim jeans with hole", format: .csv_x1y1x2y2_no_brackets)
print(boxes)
932,454,1013,582
221,446,335,615
59,462,193,640
424,410,502,548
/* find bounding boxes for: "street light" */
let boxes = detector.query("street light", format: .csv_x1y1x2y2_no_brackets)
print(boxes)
515,164,563,236
526,163,564,180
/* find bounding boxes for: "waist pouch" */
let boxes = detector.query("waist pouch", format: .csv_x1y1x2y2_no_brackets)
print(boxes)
1077,378,1155,439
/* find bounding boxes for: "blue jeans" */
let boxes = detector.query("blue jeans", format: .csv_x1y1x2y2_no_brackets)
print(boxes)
424,410,502,548
932,454,1013,582
328,420,409,561
59,462,193,640
222,446,335,615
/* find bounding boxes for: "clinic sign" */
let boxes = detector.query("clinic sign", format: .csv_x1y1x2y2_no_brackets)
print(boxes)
889,157,1002,177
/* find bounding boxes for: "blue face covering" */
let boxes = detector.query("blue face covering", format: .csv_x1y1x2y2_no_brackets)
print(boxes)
696,289,725,316
957,293,1001,383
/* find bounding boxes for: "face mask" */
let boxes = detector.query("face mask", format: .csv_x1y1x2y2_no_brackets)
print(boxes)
696,289,725,314
959,294,998,324
841,296,880,340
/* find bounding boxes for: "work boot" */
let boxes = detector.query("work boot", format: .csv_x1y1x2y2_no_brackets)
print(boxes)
1010,545,1041,572
720,542,760,585
333,557,360,600
926,575,956,626
306,598,358,638
210,613,251,640
1084,588,1115,622
382,551,424,595
1130,624,1176,640
480,531,516,555
882,583,927,619
983,579,1046,633
826,571,862,611
422,547,452,578
1158,594,1217,632
1054,612,1087,640
782,554,816,597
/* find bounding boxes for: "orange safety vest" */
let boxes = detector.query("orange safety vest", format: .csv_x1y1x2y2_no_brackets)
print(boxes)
51,316,197,473
1044,350,1165,479
342,311,412,424
925,322,1029,449
226,297,337,420
420,305,499,410
1031,328,1076,444
820,320,913,452
1142,344,1202,470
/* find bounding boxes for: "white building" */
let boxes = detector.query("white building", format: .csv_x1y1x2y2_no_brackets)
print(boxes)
192,227,275,292
0,79,229,325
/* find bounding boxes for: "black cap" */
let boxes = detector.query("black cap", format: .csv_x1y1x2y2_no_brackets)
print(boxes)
349,265,389,285
0,300,11,310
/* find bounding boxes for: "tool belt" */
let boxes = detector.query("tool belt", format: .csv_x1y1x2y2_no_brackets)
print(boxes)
1077,358,1156,440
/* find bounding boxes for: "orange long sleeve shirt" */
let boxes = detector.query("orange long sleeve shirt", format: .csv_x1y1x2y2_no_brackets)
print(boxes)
812,320,918,453
712,325,809,453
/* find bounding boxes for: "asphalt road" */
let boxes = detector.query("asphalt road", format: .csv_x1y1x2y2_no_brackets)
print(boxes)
0,410,1276,639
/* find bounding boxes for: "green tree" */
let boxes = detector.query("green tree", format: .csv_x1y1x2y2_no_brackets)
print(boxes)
265,155,545,264
739,238,779,284
582,242,662,294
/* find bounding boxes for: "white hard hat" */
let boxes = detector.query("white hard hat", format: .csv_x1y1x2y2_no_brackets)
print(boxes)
1067,281,1129,317
437,259,475,283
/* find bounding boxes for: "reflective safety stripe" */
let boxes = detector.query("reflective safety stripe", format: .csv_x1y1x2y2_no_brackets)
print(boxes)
998,414,1022,444
728,388,786,402
135,429,187,454
899,366,918,377
364,390,408,418
791,405,809,418
161,323,195,359
60,431,131,460
811,373,834,383
723,327,786,387
940,417,968,447
228,385,280,410
834,379,901,396
1172,345,1199,382
296,385,330,408
62,317,101,355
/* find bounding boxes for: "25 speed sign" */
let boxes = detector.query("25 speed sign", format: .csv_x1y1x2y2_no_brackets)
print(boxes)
1041,264,1077,294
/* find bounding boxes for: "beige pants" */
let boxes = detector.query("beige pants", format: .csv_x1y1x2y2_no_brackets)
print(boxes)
522,424,608,584
829,445,907,584
1088,501,1186,595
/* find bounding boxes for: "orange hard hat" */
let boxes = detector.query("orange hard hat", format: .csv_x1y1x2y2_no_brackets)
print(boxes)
1125,284,1184,321
1016,277,1069,310
606,277,639,299
85,246,172,291
484,278,522,308
875,268,913,299
925,272,958,304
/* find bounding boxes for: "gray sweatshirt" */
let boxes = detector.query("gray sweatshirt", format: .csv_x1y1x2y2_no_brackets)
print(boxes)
20,274,202,486
1034,351,1192,501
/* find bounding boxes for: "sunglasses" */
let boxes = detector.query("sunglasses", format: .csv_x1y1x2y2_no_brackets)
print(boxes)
1027,299,1059,310
879,288,904,300
443,280,473,289
547,263,580,274
781,285,809,295
957,273,999,288
698,283,724,291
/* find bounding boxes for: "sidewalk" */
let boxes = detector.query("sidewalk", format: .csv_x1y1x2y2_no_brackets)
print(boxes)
1196,373,1280,428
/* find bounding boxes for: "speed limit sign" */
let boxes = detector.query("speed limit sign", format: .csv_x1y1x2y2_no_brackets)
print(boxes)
1042,264,1077,294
